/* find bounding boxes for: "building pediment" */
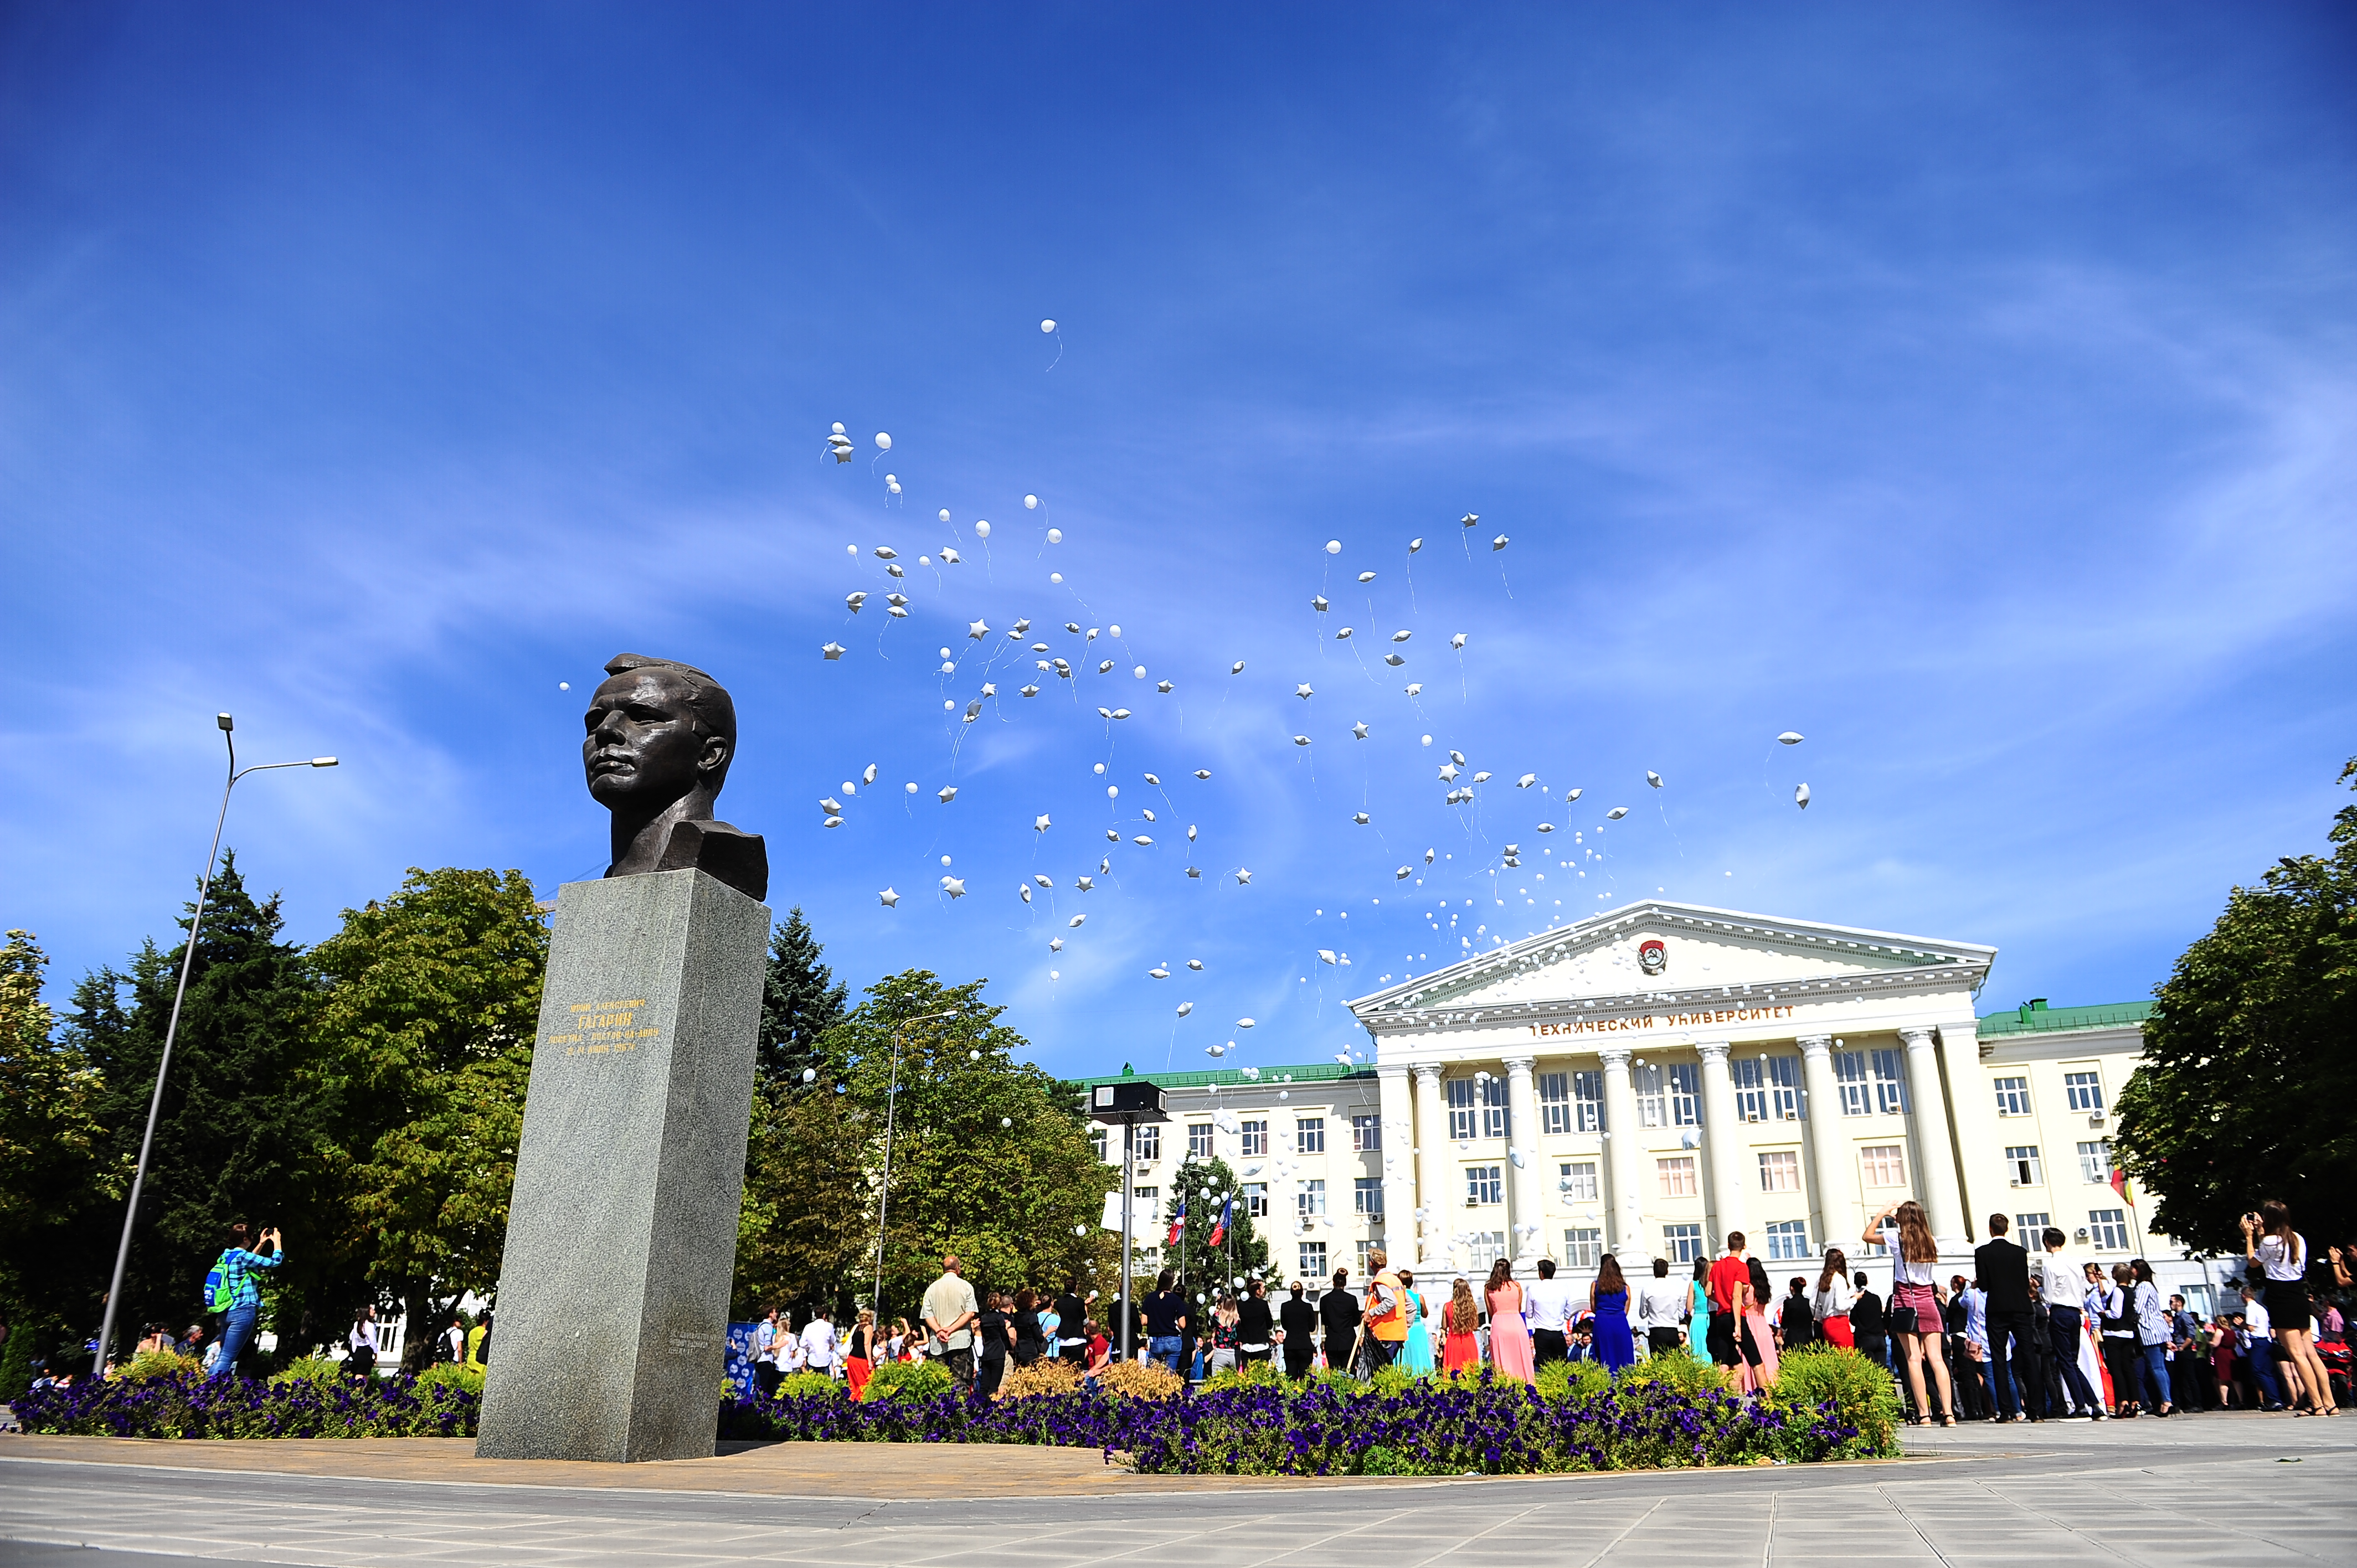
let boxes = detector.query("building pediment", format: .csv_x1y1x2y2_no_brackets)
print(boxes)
1346,901,1991,1038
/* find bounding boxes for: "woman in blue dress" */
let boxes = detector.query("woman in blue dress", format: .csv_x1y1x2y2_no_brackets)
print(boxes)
1591,1254,1637,1374
1399,1269,1435,1374
1687,1257,1712,1359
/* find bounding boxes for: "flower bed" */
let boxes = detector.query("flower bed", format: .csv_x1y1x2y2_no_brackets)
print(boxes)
19,1347,1898,1477
14,1366,481,1440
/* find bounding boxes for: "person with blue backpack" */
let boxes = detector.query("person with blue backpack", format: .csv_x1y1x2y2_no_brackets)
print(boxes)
203,1223,284,1379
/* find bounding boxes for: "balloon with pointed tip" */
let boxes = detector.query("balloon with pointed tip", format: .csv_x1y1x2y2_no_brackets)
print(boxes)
1795,783,1811,809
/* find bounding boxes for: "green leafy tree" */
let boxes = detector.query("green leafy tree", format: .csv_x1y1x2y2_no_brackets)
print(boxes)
69,855,326,1351
734,969,1118,1321
757,906,848,1091
307,868,548,1350
2116,759,2357,1254
1162,1154,1273,1300
0,930,112,1378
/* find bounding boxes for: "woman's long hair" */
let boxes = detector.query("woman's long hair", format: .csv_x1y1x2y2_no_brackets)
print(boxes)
1895,1201,1938,1263
1596,1254,1627,1296
2260,1199,2302,1266
1449,1279,1479,1334
1818,1247,1849,1294
1692,1256,1709,1282
1485,1257,1515,1297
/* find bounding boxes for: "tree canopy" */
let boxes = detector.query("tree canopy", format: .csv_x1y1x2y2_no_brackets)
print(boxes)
2116,759,2357,1256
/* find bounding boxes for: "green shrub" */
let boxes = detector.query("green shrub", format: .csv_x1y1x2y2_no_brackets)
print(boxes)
270,1354,346,1386
1533,1358,1611,1401
1359,1443,1410,1475
1769,1345,1902,1458
862,1358,953,1402
416,1362,483,1397
1206,1356,1288,1390
1618,1345,1728,1397
122,1349,205,1383
775,1370,844,1400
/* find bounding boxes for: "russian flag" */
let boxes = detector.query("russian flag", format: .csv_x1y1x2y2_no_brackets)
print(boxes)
1166,1192,1187,1247
1208,1195,1233,1247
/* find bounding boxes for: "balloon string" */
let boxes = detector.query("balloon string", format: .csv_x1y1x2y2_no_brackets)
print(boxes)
1046,329,1064,372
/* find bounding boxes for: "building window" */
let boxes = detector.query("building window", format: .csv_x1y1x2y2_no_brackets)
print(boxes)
1187,1123,1214,1159
1537,1071,1571,1134
1354,1177,1383,1218
1296,1117,1326,1153
2015,1211,2050,1240
1135,1125,1162,1160
1660,1223,1704,1265
1356,1240,1375,1275
1763,1219,1810,1260
1300,1242,1327,1278
1446,1078,1477,1141
1668,1063,1702,1127
1757,1150,1800,1193
1993,1076,2032,1117
1090,1127,1108,1162
1481,1076,1509,1139
2065,1070,2104,1113
1243,1182,1268,1218
2088,1209,2130,1252
1467,1165,1503,1205
1573,1070,1605,1132
1241,1120,1267,1157
1733,1055,1802,1121
1559,1160,1598,1202
2078,1139,2112,1185
1351,1115,1381,1152
1860,1144,1907,1189
2005,1146,2043,1186
1656,1156,1697,1198
1132,1186,1158,1221
1870,1049,1908,1114
1467,1231,1509,1269
1635,1064,1668,1127
1563,1227,1602,1269
1298,1179,1326,1217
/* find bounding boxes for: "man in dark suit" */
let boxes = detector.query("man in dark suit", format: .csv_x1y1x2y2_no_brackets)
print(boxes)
1975,1213,2038,1422
1319,1270,1361,1374
1279,1281,1320,1379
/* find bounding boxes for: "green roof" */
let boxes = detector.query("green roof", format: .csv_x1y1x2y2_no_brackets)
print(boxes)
1977,999,2154,1038
1067,1062,1373,1091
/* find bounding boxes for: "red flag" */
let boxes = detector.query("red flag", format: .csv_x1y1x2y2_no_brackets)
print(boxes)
2109,1164,2132,1205
1208,1195,1233,1247
1166,1192,1187,1247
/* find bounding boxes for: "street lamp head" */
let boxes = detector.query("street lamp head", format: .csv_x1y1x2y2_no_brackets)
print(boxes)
311,757,338,767
217,713,234,732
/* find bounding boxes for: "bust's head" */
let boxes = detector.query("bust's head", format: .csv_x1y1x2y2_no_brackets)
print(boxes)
582,653,738,817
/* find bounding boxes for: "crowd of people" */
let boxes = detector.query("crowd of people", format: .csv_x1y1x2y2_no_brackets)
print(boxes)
784,1198,2351,1423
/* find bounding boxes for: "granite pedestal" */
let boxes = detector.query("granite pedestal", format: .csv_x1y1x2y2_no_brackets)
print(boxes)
476,868,769,1462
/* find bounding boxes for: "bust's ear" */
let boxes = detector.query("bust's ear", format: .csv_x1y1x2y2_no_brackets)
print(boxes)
698,733,730,779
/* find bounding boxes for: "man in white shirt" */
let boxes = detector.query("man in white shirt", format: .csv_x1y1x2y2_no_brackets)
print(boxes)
1522,1258,1576,1367
751,1308,783,1398
2238,1282,2288,1409
2037,1229,2103,1417
801,1309,838,1378
1634,1257,1689,1356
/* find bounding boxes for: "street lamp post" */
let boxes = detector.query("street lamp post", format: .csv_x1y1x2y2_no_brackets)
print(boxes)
871,1007,959,1319
90,713,336,1379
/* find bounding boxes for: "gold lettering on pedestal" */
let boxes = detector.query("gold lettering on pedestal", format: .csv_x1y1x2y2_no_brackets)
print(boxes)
544,998,662,1057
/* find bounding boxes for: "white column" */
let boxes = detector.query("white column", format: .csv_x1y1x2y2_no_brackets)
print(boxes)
1503,1055,1545,1259
1908,1025,1968,1244
1696,1041,1746,1251
1412,1064,1448,1270
1797,1034,1859,1255
1598,1045,1644,1257
1376,1065,1416,1264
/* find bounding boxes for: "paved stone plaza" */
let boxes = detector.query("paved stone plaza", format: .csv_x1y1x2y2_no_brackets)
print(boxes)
2,1415,2351,1568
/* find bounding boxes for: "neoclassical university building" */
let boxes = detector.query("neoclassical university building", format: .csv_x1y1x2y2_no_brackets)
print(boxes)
1083,900,2224,1312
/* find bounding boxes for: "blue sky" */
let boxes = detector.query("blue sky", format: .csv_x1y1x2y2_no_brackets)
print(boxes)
5,3,2353,1078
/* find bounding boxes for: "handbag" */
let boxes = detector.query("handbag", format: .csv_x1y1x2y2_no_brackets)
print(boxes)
1887,1283,1920,1337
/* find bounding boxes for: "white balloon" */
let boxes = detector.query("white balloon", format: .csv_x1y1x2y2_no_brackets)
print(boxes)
1046,528,1063,544
905,782,919,795
974,520,991,538
558,682,569,691
939,508,951,522
1040,319,1057,332
1050,572,1062,583
1025,494,1039,509
1778,731,1805,745
1796,782,1812,809
874,432,892,450
1324,539,1341,554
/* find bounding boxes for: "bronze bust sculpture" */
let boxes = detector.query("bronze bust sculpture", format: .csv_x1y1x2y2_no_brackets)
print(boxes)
582,653,768,901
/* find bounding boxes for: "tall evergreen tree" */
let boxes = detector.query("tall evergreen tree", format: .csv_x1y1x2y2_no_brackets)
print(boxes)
756,907,847,1090
70,854,326,1353
0,930,111,1368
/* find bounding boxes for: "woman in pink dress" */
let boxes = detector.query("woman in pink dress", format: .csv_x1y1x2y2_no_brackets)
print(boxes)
1484,1258,1535,1383
1737,1276,1781,1393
